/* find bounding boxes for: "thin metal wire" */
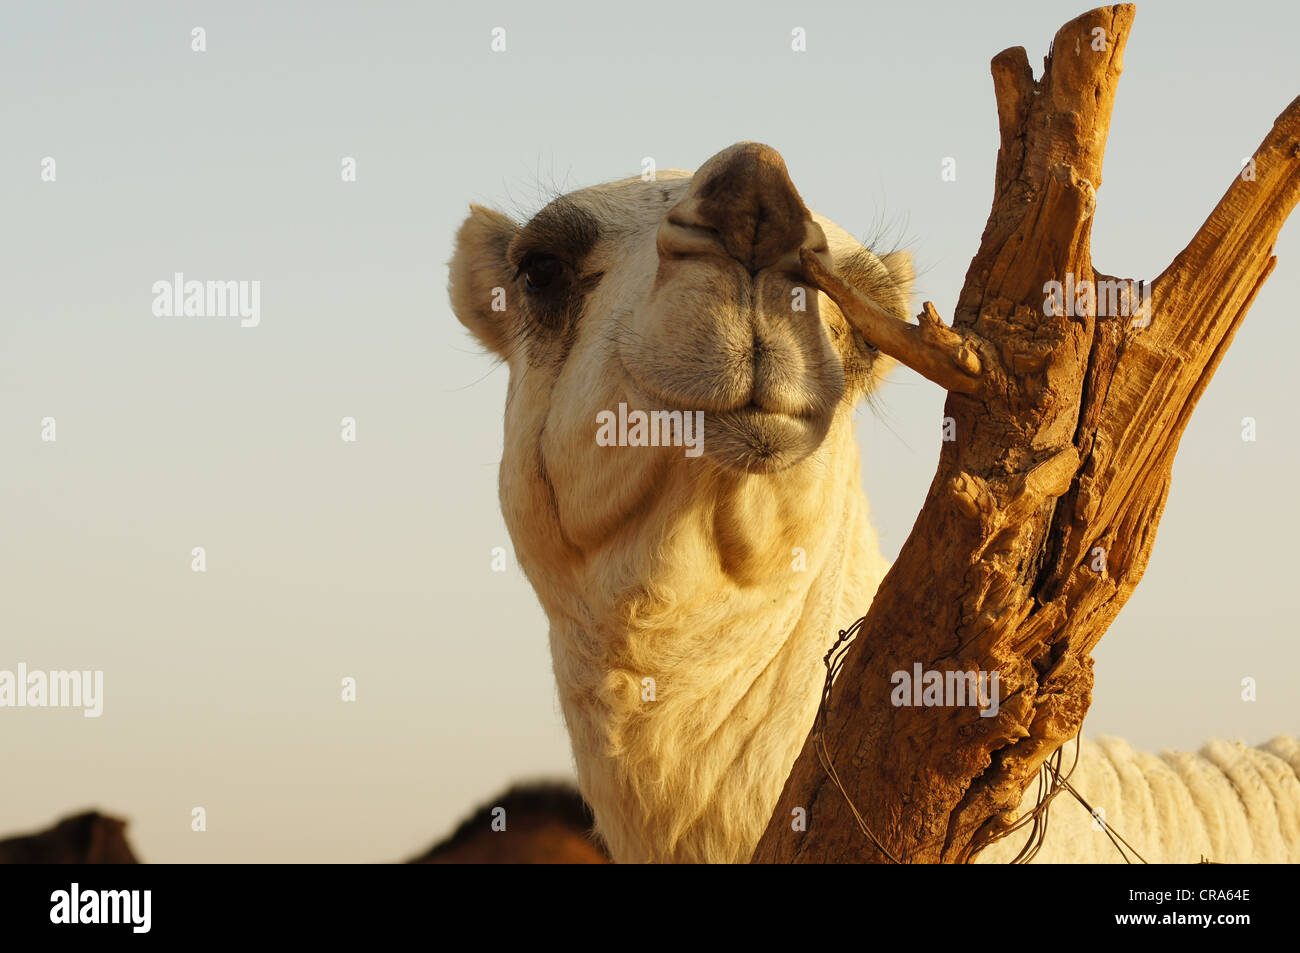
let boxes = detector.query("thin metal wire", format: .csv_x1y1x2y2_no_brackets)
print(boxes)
1046,759,1149,864
974,730,1148,864
812,618,902,863
812,618,1148,865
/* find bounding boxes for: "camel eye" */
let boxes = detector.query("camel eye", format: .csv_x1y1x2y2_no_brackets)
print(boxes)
520,254,564,292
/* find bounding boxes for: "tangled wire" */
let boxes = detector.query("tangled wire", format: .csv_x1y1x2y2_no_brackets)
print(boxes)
812,616,1148,864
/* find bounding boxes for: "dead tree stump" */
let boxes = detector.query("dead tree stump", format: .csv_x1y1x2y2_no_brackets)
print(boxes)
753,3,1300,864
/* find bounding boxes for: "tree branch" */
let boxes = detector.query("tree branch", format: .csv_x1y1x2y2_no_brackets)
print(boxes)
753,4,1300,864
800,250,985,395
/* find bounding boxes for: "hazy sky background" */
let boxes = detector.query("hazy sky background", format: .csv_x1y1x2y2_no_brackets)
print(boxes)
2,0,1297,862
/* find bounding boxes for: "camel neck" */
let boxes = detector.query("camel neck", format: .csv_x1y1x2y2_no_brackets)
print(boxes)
541,457,890,862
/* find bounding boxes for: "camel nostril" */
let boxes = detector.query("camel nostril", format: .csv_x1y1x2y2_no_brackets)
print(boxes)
664,217,721,240
658,215,731,261
679,143,813,273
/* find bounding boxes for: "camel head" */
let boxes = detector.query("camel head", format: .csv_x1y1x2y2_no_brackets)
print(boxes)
451,142,913,478
449,143,912,862
450,141,915,594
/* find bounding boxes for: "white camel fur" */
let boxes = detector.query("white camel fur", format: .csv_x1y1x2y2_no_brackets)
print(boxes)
449,143,1300,864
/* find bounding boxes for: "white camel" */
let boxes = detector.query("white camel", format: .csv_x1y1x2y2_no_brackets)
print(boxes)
449,142,1300,864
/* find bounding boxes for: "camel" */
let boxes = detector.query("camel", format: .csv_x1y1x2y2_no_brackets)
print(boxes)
0,811,139,864
410,782,609,864
449,142,1300,864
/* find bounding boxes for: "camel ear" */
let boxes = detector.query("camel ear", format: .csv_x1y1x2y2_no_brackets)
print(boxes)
449,204,521,357
879,250,915,308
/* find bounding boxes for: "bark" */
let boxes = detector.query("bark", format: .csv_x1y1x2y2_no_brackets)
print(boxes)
754,3,1300,863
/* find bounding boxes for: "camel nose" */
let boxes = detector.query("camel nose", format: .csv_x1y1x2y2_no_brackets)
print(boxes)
666,143,816,274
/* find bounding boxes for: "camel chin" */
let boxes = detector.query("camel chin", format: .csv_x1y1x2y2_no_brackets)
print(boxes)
449,142,1300,864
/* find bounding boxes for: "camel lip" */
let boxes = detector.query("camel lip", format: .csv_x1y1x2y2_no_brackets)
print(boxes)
730,399,822,422
615,353,825,424
611,360,821,473
712,404,815,431
717,404,806,427
703,406,826,474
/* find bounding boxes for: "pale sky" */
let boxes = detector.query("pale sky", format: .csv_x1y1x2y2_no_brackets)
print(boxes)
1,0,1297,862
